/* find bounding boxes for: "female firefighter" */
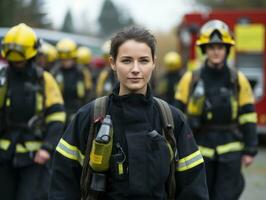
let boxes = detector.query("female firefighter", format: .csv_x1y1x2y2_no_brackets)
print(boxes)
49,26,209,200
175,20,258,199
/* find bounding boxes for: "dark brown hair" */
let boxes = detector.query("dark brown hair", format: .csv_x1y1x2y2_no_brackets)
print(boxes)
110,26,157,62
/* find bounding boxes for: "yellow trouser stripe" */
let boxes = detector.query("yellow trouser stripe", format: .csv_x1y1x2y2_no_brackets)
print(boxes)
56,138,84,166
0,139,11,150
216,142,244,155
177,150,204,171
45,112,66,123
239,112,257,124
199,146,215,158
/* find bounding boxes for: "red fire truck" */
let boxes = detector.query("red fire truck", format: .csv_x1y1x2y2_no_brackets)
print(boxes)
177,9,266,134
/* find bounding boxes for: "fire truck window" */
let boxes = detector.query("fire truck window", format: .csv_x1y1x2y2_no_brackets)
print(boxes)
236,53,263,68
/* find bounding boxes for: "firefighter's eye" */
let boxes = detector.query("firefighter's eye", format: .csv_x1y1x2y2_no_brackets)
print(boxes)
139,59,150,64
121,59,131,64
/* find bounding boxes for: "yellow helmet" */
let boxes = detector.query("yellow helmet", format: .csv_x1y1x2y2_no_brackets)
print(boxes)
1,23,39,61
196,20,235,48
76,46,92,65
56,38,77,59
163,51,182,71
39,42,58,63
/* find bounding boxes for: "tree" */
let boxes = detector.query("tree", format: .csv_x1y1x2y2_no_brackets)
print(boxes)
198,0,266,8
0,0,51,28
98,0,135,37
61,9,75,33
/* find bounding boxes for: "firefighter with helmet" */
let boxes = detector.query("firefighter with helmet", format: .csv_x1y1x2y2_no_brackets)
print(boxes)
54,38,91,125
175,19,258,199
0,23,66,199
76,46,94,100
156,51,183,105
95,40,117,97
37,41,58,72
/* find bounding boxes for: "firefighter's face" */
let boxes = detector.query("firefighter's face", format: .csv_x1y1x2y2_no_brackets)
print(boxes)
206,44,226,65
9,60,27,69
110,40,155,95
60,58,75,69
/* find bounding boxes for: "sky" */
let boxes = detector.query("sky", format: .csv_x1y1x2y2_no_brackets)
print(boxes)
45,0,205,33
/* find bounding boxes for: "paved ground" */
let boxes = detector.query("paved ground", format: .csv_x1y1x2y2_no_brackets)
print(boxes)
240,147,266,200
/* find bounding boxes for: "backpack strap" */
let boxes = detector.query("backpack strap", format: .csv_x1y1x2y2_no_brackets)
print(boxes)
80,96,109,200
153,97,176,200
189,67,202,98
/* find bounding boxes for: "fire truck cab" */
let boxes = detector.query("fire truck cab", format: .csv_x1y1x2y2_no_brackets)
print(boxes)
178,9,266,134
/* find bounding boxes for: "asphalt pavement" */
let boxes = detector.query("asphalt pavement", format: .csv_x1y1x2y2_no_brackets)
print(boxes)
240,147,266,200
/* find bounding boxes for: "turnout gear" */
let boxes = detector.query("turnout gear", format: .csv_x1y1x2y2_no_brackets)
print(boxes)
0,24,66,200
49,85,208,200
0,64,65,199
156,51,183,105
1,23,40,61
80,96,177,199
56,38,77,59
175,63,257,199
95,68,116,97
53,66,89,122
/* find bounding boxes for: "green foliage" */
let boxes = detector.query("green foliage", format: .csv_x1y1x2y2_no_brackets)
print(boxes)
198,0,266,8
61,9,74,33
0,0,50,28
98,0,135,37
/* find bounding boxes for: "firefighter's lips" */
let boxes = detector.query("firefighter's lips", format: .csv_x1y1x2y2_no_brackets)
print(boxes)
128,78,143,82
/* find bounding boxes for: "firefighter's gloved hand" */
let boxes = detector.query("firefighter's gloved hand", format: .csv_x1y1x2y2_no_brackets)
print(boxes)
242,155,254,168
34,149,51,164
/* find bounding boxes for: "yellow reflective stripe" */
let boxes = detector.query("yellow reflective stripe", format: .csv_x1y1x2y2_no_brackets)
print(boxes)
45,112,66,123
199,146,215,158
177,150,204,171
77,81,85,98
175,71,193,104
56,138,84,166
16,141,42,153
36,92,44,113
0,139,11,150
239,112,257,124
231,96,238,120
6,98,10,107
216,142,244,155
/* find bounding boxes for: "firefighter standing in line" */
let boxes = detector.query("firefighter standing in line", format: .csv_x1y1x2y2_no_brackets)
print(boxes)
37,41,59,73
76,46,94,101
54,38,91,124
156,51,183,105
175,20,258,199
49,26,209,200
95,40,117,97
0,23,66,200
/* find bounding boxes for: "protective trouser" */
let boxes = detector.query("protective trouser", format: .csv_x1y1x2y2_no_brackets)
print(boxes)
204,154,244,200
0,161,50,200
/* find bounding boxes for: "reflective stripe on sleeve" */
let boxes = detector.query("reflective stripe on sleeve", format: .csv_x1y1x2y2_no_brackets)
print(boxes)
45,112,66,123
176,150,204,172
16,141,42,153
0,139,11,150
199,146,215,159
216,142,244,155
239,112,257,125
56,138,84,166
